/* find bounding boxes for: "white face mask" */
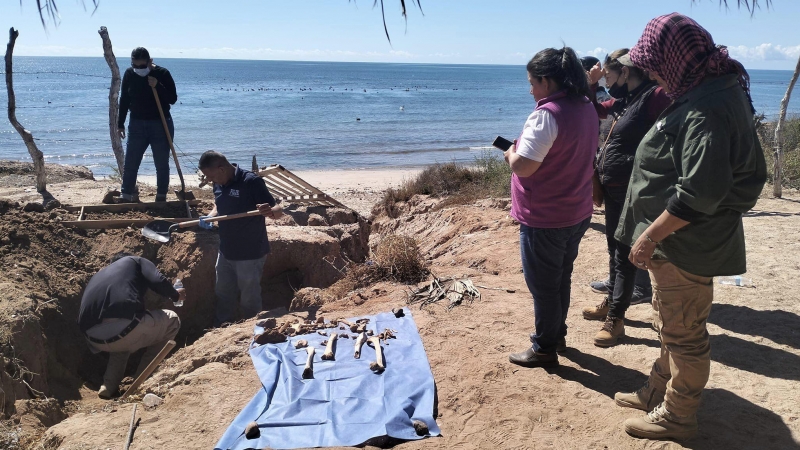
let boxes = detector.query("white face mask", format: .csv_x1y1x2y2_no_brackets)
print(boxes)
133,67,150,77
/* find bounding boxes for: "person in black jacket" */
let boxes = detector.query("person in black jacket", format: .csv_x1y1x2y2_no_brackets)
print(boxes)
581,48,671,346
118,47,178,202
78,253,184,399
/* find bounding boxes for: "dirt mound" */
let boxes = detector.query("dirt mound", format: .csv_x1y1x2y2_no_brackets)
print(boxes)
23,193,800,450
0,160,94,188
0,196,371,446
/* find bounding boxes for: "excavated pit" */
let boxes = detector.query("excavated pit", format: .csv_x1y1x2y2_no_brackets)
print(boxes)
0,199,369,447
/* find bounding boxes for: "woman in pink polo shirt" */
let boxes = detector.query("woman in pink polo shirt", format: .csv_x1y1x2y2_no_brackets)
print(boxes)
506,47,599,368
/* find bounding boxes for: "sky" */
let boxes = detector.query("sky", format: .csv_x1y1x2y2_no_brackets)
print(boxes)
1,0,799,70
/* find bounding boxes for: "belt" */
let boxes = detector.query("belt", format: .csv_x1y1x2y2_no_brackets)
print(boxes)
86,314,143,345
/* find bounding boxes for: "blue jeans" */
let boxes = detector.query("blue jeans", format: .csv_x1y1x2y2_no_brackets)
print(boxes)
520,218,590,354
214,252,267,326
121,117,174,199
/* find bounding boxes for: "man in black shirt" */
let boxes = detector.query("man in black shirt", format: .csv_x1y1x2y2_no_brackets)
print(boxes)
198,151,283,326
78,253,184,398
118,47,178,202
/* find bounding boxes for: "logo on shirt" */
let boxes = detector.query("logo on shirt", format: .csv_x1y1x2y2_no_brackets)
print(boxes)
229,189,240,198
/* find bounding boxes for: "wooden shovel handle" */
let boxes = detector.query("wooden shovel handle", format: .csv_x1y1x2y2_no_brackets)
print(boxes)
177,209,263,228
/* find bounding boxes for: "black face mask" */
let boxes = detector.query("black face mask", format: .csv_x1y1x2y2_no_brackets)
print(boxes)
608,81,628,99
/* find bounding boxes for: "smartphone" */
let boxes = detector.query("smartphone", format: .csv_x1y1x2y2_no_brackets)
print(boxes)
492,136,514,151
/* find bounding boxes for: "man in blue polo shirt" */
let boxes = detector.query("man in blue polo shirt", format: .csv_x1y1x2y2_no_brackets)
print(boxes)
198,151,283,326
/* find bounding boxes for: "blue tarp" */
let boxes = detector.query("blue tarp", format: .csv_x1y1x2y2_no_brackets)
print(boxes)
215,308,441,449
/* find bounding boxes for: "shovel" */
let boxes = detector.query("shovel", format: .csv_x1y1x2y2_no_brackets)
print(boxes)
142,209,265,243
151,85,195,202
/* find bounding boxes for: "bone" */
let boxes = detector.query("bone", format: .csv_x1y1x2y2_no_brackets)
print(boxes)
254,330,286,345
302,346,315,379
245,421,260,439
294,339,308,349
277,321,293,334
367,337,385,373
356,323,367,334
340,333,350,339
412,420,429,436
366,329,374,336
321,333,338,360
290,323,312,336
378,329,397,340
256,318,277,328
354,332,367,359
316,316,325,324
317,331,328,336
392,308,405,318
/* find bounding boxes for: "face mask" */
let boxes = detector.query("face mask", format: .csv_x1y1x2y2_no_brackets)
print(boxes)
608,80,628,99
133,67,150,77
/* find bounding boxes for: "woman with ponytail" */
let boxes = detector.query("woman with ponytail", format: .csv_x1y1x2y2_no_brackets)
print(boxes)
506,47,599,368
612,13,766,440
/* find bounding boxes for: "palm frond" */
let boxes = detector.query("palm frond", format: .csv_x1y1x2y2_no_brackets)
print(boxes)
696,0,773,17
29,0,99,29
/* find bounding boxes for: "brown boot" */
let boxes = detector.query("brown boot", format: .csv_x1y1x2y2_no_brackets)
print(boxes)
582,296,610,321
594,317,624,347
624,403,698,440
615,381,665,411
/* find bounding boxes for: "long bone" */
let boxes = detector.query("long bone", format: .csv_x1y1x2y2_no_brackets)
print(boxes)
367,336,384,373
321,333,338,360
302,346,315,379
354,332,367,359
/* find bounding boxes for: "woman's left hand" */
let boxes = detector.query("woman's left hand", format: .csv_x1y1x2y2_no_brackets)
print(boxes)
629,233,658,270
503,142,517,164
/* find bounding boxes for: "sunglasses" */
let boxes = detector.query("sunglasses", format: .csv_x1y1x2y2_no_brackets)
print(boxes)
131,62,149,69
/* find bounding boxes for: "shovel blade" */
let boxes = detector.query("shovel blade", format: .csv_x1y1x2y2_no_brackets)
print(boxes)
142,220,176,243
175,189,196,201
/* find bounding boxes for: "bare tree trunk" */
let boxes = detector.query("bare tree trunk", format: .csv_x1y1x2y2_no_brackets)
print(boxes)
98,26,125,175
773,54,800,198
5,27,52,202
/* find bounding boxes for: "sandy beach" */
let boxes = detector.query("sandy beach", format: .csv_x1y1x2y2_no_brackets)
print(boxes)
0,164,424,217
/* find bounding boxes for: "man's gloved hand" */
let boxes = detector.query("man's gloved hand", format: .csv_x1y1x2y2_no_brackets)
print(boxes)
198,215,214,230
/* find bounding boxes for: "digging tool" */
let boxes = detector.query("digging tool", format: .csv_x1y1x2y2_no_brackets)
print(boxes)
142,209,264,243
150,85,195,204
121,340,176,399
124,404,137,450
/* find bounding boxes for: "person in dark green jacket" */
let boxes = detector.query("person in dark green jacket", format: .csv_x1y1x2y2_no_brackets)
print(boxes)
611,13,766,441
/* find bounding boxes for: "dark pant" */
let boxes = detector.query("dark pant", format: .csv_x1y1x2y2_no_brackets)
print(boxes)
603,184,647,319
520,218,591,354
121,117,174,199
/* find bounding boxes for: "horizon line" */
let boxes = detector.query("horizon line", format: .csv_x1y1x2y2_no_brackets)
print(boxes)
6,55,798,71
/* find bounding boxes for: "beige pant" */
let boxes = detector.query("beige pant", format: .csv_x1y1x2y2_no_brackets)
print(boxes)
87,309,180,390
648,260,713,417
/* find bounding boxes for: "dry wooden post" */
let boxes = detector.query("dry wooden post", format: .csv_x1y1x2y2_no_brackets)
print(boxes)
5,27,51,200
772,54,800,199
120,340,176,399
98,26,125,176
252,155,258,172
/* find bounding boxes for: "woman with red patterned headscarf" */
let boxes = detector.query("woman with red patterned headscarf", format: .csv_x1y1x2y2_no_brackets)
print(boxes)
612,13,766,440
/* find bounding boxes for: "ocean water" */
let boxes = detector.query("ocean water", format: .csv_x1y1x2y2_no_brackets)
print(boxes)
1,57,798,177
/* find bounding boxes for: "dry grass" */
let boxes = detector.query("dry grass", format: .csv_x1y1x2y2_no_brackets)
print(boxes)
325,234,429,301
379,152,512,217
759,116,800,189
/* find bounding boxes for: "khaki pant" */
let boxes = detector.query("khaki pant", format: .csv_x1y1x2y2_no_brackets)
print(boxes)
87,309,180,390
648,260,713,417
